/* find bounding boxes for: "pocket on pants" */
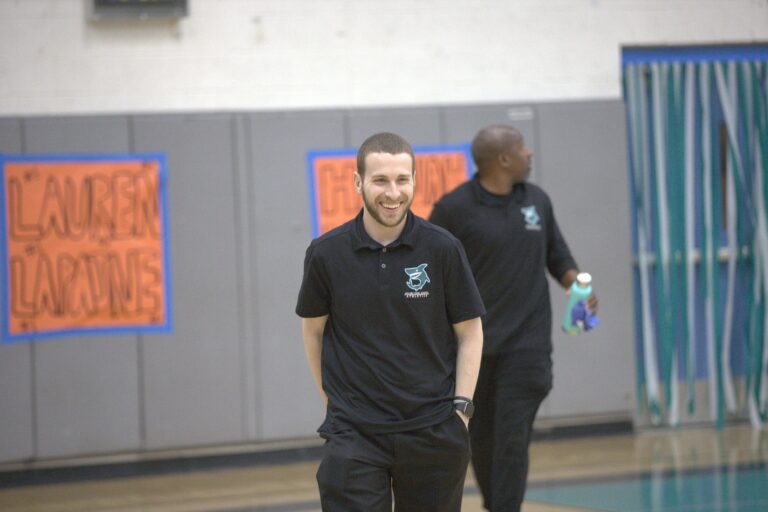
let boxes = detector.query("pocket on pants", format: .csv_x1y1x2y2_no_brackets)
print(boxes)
315,430,355,491
449,411,470,439
443,412,471,461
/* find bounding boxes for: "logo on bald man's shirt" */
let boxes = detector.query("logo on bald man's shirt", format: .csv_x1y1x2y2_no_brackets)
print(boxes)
404,263,430,298
521,206,541,231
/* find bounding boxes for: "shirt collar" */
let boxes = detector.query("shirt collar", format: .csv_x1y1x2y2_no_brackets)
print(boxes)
351,209,417,251
470,173,527,206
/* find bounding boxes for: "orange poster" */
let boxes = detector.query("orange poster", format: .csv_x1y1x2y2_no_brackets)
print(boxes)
0,154,172,342
307,145,472,236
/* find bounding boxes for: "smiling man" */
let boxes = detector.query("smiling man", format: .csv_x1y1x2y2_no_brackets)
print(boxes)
296,132,485,512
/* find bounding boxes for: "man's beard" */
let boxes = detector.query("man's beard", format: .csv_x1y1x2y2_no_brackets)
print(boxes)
361,189,412,228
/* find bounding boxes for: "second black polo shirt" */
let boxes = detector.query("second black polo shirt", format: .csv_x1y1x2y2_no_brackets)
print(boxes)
429,175,578,356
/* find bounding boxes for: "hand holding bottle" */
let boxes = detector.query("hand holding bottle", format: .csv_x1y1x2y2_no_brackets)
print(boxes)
562,272,599,335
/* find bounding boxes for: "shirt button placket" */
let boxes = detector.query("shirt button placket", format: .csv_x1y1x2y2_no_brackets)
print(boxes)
380,248,388,287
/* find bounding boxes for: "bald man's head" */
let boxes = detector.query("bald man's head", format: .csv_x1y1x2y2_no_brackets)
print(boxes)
471,125,532,183
471,125,522,170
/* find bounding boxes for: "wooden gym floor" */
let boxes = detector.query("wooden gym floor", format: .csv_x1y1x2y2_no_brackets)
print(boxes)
1,423,766,511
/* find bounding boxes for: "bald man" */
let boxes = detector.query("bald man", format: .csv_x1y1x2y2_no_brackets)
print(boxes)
429,125,597,512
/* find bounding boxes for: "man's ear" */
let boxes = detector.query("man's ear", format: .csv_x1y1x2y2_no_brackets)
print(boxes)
354,172,362,194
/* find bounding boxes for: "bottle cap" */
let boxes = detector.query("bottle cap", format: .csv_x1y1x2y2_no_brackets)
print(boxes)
576,272,592,286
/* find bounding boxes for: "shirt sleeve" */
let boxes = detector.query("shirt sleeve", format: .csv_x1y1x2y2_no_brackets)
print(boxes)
295,243,331,318
545,200,579,281
444,241,486,324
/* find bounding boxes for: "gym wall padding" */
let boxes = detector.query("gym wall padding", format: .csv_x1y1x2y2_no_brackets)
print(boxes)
0,101,633,463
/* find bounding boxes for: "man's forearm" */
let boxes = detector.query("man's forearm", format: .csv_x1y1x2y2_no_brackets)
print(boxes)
302,316,328,405
453,317,484,400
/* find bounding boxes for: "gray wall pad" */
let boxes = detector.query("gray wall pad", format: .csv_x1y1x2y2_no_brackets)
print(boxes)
0,102,634,463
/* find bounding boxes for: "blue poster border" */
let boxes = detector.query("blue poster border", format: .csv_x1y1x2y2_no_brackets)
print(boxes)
305,143,473,238
0,153,173,343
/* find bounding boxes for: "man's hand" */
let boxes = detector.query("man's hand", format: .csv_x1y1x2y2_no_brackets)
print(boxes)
586,293,599,314
455,409,470,429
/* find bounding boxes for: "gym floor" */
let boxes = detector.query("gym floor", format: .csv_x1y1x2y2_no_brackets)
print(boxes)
1,423,766,512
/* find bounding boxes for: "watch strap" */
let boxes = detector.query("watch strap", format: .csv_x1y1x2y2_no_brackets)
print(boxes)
453,396,475,418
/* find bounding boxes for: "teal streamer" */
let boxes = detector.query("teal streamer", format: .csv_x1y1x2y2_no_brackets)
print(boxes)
752,62,768,421
665,62,688,422
683,62,697,415
623,66,645,415
651,63,677,421
734,62,752,416
623,66,649,418
709,64,725,429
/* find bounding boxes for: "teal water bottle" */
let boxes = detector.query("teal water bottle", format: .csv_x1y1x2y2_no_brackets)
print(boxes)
562,272,593,335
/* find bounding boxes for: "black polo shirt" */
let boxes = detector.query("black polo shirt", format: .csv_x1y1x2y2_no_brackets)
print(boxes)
429,175,577,356
296,210,485,434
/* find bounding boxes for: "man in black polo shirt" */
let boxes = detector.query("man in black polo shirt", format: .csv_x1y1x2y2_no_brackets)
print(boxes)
296,132,485,512
429,125,598,512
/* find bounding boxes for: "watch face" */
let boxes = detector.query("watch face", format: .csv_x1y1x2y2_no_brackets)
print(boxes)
455,400,474,418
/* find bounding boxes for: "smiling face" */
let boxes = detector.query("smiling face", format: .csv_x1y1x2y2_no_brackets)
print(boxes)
355,151,414,231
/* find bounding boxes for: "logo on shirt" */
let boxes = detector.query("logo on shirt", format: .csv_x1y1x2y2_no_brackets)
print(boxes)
521,205,541,231
404,263,430,298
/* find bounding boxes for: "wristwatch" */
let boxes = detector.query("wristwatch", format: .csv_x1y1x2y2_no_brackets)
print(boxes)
453,396,475,419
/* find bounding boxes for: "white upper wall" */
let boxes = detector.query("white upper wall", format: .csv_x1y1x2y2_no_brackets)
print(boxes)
1,0,766,115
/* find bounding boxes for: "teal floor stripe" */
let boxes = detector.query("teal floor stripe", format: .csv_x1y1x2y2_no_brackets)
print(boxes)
526,465,768,512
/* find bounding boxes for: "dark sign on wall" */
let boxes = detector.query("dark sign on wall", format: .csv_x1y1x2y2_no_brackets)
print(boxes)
91,0,188,20
0,154,173,343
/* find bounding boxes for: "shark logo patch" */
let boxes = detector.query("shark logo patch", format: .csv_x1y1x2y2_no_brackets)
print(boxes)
521,205,541,230
404,264,430,298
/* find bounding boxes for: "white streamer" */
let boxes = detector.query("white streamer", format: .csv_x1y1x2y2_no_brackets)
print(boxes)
700,65,718,423
628,65,661,422
714,62,739,413
684,62,696,413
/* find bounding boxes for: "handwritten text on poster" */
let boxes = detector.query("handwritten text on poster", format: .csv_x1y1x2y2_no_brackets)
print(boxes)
1,155,172,342
307,146,472,237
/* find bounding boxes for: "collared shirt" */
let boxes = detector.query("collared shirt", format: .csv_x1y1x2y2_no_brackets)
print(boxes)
296,210,485,434
430,175,577,356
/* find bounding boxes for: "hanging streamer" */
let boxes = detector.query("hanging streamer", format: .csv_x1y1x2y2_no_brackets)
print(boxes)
666,62,688,425
714,62,740,414
737,62,757,424
625,64,662,423
753,150,768,427
683,62,697,415
752,62,768,425
700,63,722,426
651,63,676,422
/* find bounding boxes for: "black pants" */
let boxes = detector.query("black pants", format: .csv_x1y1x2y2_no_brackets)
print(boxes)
316,413,471,512
469,352,553,512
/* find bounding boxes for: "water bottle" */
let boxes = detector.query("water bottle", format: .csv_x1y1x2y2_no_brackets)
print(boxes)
562,272,598,335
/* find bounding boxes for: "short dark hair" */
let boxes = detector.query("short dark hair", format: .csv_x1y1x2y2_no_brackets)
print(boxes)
356,132,415,177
